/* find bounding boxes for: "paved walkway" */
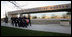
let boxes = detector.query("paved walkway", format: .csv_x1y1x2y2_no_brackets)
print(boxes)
1,22,71,34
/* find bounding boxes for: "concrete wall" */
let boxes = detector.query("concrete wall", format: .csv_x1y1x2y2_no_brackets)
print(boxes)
31,19,60,24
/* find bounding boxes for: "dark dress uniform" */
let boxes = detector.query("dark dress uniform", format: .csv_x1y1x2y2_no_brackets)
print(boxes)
22,18,27,27
13,17,15,26
4,17,8,23
11,17,14,26
18,17,23,27
14,17,18,27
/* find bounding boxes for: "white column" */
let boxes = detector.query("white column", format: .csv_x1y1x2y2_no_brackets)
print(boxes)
8,14,11,23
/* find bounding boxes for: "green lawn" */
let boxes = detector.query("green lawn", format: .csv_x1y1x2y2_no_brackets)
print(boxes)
1,26,71,36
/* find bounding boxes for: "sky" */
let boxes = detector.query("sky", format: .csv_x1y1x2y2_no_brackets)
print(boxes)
1,1,71,18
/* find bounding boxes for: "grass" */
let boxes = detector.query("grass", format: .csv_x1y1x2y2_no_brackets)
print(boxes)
1,26,71,36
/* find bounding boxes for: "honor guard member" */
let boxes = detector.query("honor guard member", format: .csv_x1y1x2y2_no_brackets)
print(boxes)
18,16,23,27
14,17,18,27
11,16,14,26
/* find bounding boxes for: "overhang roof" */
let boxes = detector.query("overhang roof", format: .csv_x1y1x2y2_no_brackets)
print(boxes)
8,3,71,15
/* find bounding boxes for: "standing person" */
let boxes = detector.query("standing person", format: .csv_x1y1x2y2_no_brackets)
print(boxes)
17,17,19,27
23,16,27,28
11,16,14,26
14,17,18,27
13,17,16,27
12,16,17,27
18,17,20,27
18,16,23,27
28,15,31,26
4,16,8,26
26,18,29,26
4,16,8,23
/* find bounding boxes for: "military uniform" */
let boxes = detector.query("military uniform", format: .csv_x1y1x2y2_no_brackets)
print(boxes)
11,17,14,26
18,17,23,27
14,17,18,27
4,17,8,23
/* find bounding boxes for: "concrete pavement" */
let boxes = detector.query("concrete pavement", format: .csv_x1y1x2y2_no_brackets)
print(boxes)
1,22,71,34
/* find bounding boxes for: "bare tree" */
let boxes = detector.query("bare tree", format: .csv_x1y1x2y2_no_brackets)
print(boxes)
8,1,22,9
66,12,71,15
32,16,37,19
51,14,56,19
42,14,46,19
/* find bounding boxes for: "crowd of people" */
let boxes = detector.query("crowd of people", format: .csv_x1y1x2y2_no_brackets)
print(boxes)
11,15,31,28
